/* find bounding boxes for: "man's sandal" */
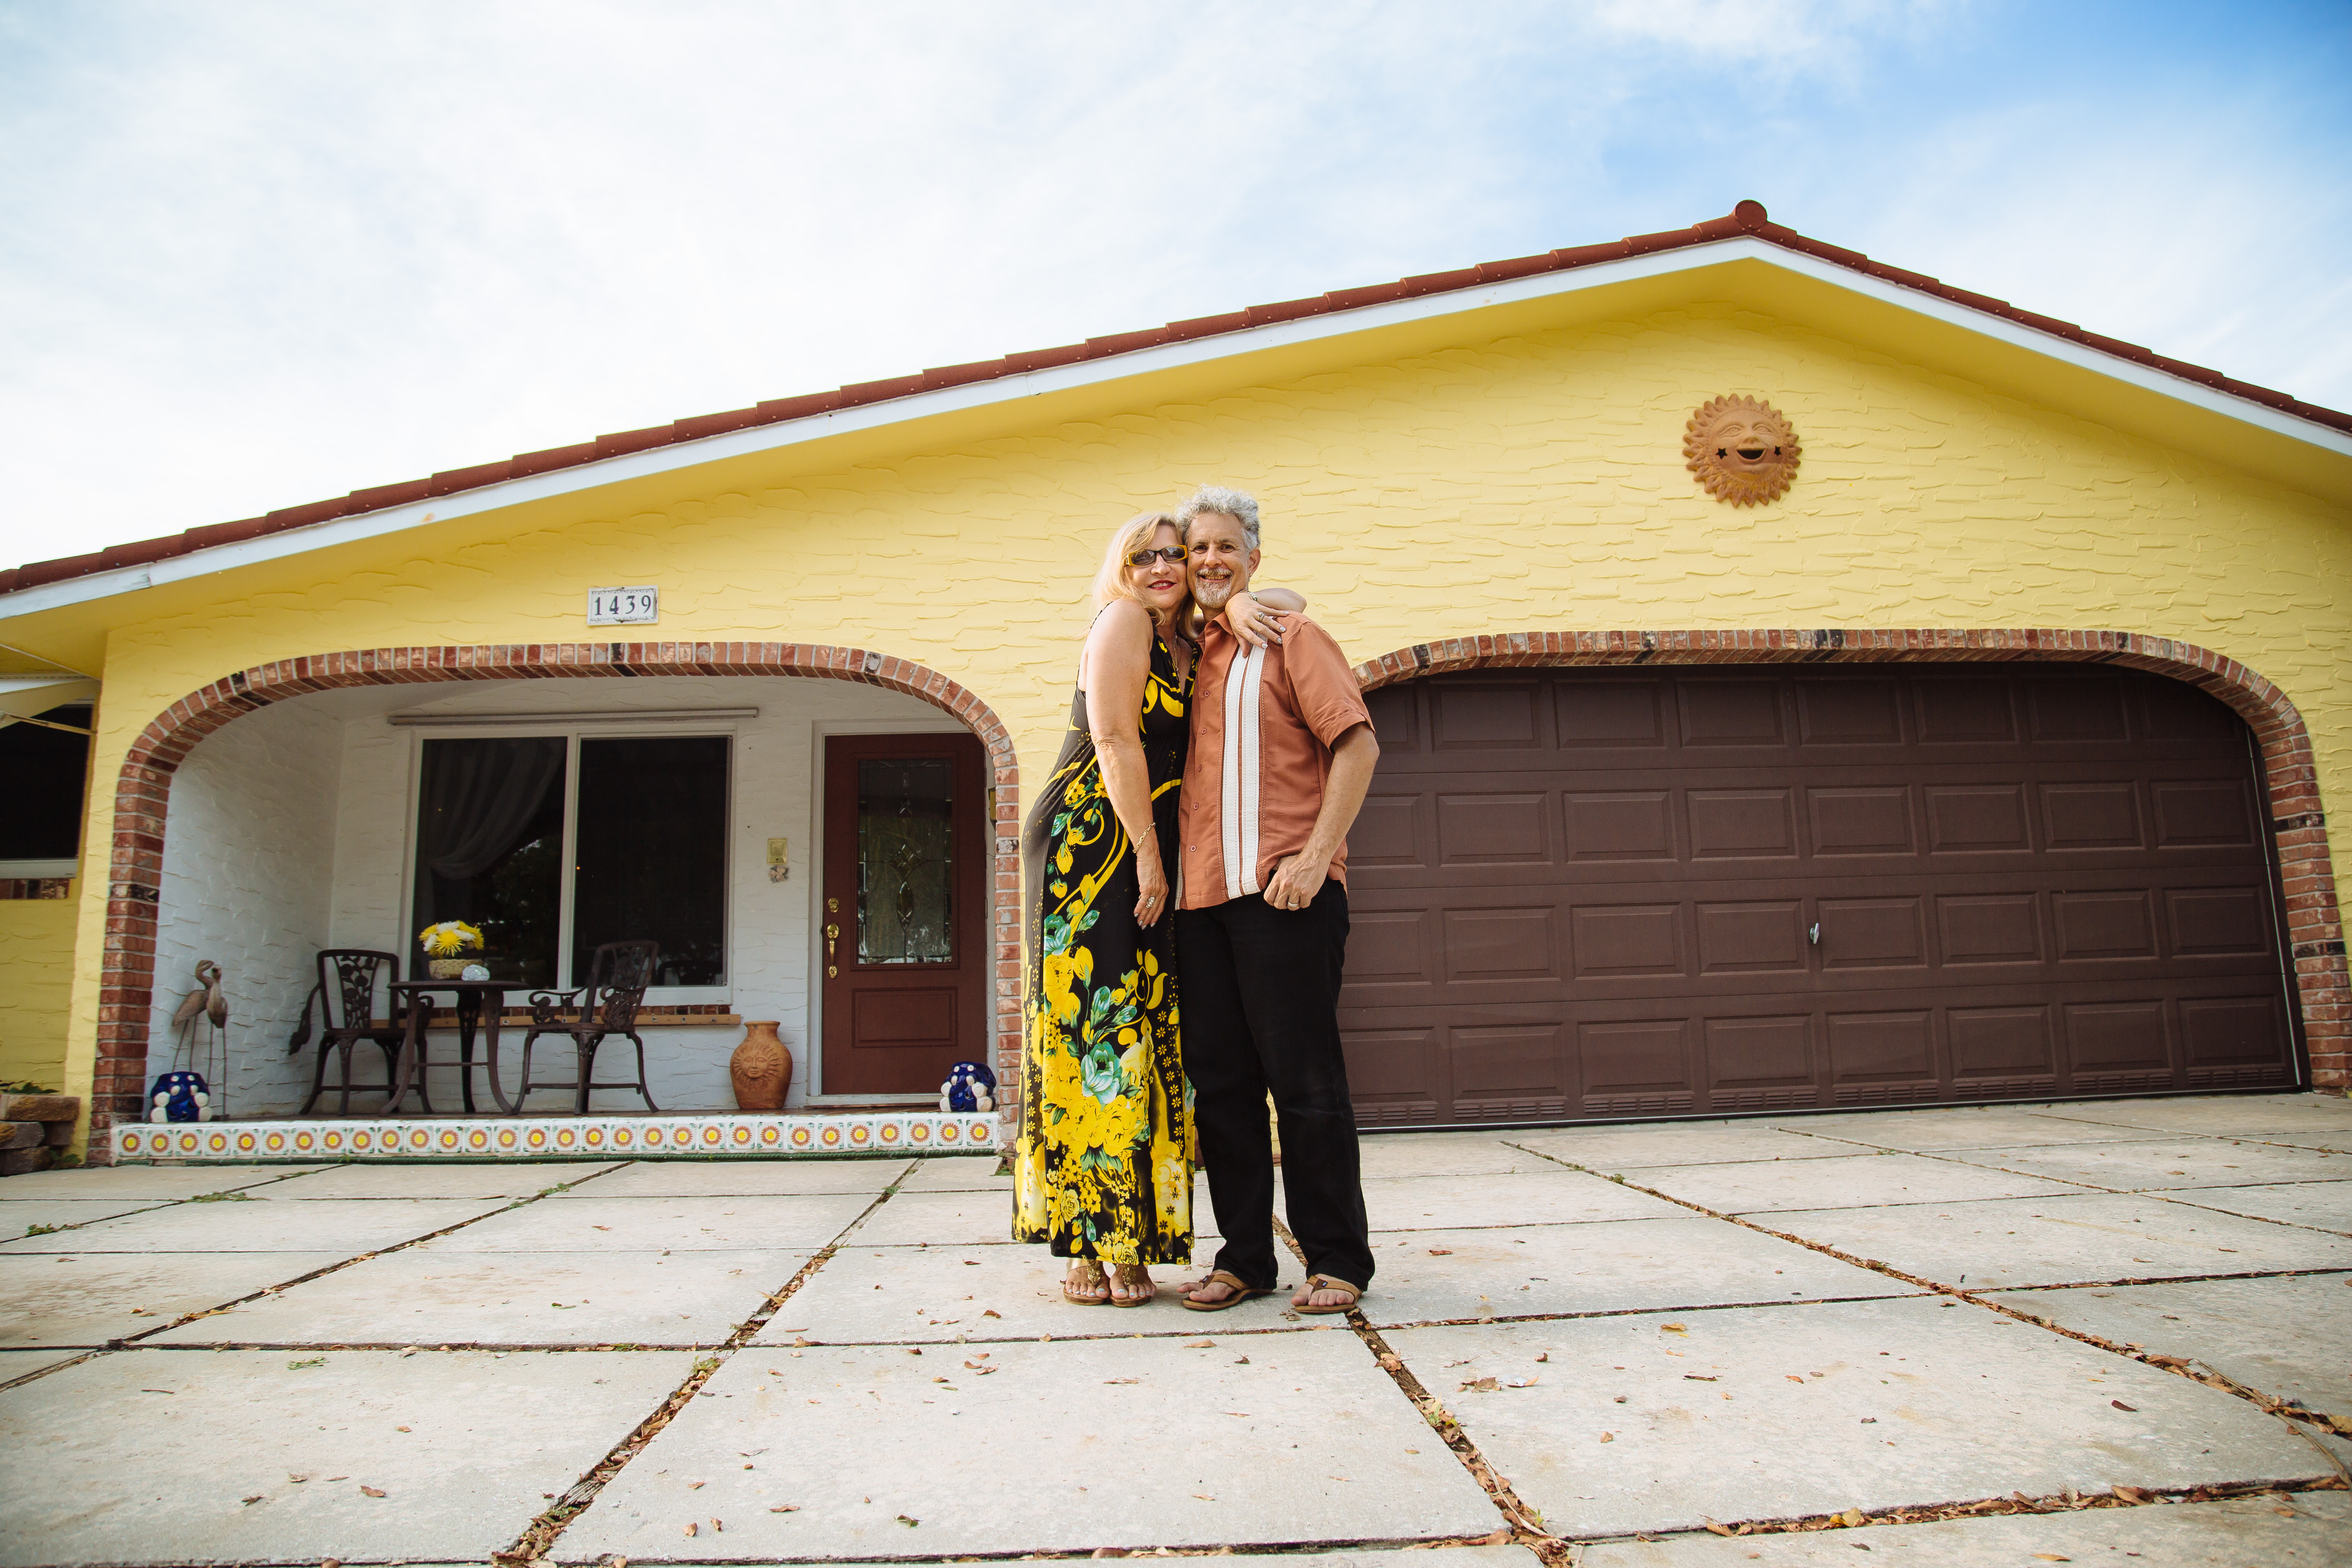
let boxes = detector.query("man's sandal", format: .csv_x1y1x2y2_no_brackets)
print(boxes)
1062,1261,1109,1306
1293,1274,1363,1315
1180,1269,1274,1312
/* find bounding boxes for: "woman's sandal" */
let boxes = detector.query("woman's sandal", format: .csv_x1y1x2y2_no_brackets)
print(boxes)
1180,1269,1274,1312
1062,1261,1110,1306
1292,1274,1363,1315
1107,1264,1156,1308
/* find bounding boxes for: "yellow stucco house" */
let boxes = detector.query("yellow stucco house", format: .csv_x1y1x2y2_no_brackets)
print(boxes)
2,201,2344,1164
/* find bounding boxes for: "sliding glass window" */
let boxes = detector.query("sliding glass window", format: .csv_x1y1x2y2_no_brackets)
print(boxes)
410,734,729,991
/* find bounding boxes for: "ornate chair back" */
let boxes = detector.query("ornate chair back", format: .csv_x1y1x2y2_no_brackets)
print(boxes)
317,949,402,1035
586,940,658,1032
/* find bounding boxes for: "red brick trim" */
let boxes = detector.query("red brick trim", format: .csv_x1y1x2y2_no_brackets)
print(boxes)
86,642,1025,1158
1350,627,2347,1091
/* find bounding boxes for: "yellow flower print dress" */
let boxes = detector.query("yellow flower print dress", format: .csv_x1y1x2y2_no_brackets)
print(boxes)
1013,626,1194,1263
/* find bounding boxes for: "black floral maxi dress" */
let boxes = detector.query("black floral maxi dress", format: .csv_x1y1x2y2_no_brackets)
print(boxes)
1012,625,1194,1263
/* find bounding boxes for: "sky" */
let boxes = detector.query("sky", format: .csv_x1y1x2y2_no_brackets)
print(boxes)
1,0,2347,568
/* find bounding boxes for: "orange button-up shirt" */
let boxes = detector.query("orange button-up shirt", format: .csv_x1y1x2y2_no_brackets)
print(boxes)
1178,612,1372,910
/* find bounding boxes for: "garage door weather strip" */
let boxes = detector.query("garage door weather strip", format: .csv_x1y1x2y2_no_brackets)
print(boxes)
1223,642,1267,900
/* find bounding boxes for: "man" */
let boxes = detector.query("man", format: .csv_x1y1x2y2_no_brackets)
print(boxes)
1172,485,1381,1314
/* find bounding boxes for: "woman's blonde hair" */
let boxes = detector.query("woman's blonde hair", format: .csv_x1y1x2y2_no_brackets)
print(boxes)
1089,510,1185,608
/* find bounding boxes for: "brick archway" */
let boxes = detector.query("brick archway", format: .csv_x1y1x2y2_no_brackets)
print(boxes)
90,641,1024,1149
1348,627,2346,1091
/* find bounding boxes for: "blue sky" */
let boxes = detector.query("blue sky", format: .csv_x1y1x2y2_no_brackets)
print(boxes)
2,0,2346,565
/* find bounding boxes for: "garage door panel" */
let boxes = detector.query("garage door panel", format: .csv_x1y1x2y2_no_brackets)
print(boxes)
1935,893,2045,967
1688,788,1801,859
1365,684,1422,753
1556,679,1668,749
1343,1027,1443,1127
1566,789,1677,862
1808,785,1916,856
1697,900,1809,975
1338,668,2295,1126
1926,783,2033,853
1797,677,1905,746
2041,781,2145,850
1915,678,2020,744
1679,679,1790,748
1437,791,1551,865
1569,903,1682,979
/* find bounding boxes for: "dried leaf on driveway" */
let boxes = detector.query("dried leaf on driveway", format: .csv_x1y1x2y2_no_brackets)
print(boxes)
1661,1323,1688,1334
1702,1521,1734,1537
1459,1376,1499,1392
360,1486,386,1498
2111,1399,2137,1412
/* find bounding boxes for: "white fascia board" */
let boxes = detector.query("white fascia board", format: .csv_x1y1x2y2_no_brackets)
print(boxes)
8,237,2347,622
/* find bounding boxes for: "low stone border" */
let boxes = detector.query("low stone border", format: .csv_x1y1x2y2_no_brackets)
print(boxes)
111,1111,999,1163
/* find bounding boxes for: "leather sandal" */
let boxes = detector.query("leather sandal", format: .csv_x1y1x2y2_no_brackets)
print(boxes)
1062,1260,1109,1306
1293,1273,1363,1315
1180,1269,1273,1312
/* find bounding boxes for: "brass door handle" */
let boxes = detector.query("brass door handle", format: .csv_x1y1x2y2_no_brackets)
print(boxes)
825,923,840,978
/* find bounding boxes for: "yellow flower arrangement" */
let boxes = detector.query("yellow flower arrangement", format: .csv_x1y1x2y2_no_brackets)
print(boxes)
417,920,484,957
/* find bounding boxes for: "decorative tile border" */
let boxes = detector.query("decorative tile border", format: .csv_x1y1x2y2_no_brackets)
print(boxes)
111,1112,999,1163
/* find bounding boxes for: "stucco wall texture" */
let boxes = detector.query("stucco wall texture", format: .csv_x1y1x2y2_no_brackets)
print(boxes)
40,302,2352,1128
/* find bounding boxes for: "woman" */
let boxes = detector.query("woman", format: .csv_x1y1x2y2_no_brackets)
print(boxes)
1013,510,1301,1306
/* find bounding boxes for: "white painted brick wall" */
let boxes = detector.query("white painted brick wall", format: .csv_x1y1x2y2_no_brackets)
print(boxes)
147,699,343,1118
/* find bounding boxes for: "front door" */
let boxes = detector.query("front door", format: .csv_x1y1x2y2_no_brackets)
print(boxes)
820,733,988,1096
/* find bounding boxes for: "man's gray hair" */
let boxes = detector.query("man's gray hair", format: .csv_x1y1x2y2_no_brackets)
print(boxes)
1178,485,1261,550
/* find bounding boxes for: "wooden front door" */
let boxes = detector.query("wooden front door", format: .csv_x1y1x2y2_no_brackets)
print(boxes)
820,733,988,1096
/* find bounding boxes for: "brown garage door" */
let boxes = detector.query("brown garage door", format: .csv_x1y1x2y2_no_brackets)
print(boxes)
1340,665,2299,1126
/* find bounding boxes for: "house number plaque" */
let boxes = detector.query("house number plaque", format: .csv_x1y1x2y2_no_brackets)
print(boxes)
587,586,659,625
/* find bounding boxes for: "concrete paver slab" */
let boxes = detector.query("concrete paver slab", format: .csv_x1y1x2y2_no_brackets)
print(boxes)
564,1333,1498,1557
852,1187,1021,1246
2,1198,178,1237
1359,1216,1915,1327
1576,1490,2352,1566
1989,1273,2352,1422
1758,1109,2177,1154
1756,1192,2352,1288
1624,1154,2084,1214
0,1251,350,1347
554,1159,909,1197
757,1243,1221,1344
2024,1094,2352,1136
0,1348,81,1384
1362,1172,1687,1232
0,1197,506,1254
1941,1138,2350,1191
0,1164,325,1198
1509,1123,1859,1171
1360,1131,1571,1178
894,1156,1007,1192
151,1247,808,1347
2165,1182,2352,1233
0,1347,691,1567
1390,1296,2317,1540
259,1161,624,1198
421,1193,870,1252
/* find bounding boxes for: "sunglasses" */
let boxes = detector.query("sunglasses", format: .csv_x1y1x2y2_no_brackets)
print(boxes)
1125,546,1187,566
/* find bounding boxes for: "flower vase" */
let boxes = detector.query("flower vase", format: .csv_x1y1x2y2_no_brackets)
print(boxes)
731,1020,791,1111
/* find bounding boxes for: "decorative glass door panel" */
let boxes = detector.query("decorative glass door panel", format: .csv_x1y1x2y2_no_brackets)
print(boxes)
856,757,955,965
822,734,987,1096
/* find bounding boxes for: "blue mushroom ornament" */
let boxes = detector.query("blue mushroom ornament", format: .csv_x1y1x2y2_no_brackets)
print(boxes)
938,1060,997,1114
147,1069,212,1123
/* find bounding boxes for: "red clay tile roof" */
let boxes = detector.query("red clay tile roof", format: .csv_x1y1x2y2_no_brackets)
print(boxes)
7,201,2348,599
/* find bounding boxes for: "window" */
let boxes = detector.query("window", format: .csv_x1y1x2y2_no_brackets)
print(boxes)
410,733,729,991
0,702,92,877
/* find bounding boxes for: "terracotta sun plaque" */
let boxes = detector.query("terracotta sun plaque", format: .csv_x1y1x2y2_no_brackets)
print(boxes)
1684,395,1801,506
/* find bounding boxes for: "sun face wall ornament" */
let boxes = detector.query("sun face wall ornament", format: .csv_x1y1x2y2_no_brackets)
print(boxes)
1684,394,1802,507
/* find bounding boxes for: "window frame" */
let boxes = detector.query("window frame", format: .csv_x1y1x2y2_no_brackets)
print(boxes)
399,720,736,1005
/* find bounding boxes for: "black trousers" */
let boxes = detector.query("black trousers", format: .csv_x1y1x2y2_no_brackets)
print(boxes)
1177,880,1374,1292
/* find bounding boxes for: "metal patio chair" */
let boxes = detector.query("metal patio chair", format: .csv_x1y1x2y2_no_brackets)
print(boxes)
292,949,414,1115
514,940,661,1114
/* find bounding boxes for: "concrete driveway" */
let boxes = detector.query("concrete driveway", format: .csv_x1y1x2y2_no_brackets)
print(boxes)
2,1093,2347,1566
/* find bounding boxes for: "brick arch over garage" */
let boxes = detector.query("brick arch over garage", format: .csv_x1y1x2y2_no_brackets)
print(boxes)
89,641,1024,1149
1348,626,2347,1091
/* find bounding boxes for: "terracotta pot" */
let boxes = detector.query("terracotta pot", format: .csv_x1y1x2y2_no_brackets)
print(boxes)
731,1020,791,1111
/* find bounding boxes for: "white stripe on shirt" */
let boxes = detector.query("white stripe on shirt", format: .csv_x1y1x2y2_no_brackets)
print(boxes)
1222,642,1266,898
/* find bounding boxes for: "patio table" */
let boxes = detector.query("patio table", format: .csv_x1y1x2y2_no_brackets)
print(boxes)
385,979,516,1115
